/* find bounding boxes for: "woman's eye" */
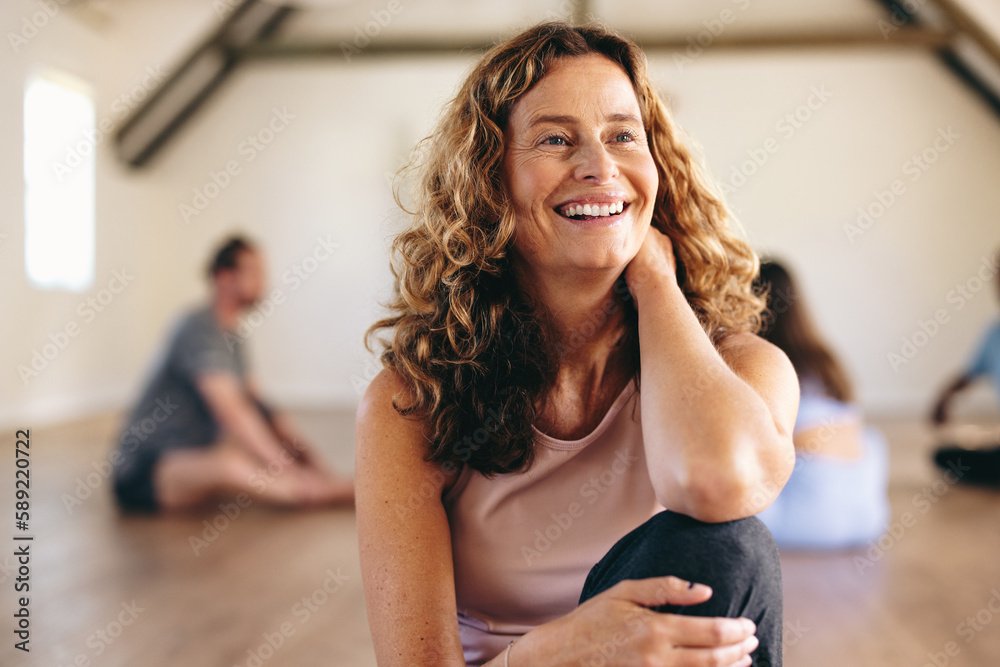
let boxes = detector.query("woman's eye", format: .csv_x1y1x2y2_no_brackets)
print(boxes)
542,135,566,146
615,132,635,142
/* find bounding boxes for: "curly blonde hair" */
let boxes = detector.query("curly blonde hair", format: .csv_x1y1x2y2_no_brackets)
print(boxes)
367,21,765,476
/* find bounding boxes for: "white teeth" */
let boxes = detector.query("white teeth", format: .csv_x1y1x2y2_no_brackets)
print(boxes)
561,201,626,217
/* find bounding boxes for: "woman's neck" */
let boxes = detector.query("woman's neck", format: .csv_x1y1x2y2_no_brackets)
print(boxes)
515,262,634,408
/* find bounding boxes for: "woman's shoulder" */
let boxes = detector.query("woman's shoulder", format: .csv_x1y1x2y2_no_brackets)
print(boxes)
356,369,428,450
358,368,411,418
356,369,463,495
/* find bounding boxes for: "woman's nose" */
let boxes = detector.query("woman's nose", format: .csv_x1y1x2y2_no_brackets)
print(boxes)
572,140,619,183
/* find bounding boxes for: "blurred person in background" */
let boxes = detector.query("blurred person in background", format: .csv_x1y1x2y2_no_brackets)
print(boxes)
930,247,1000,485
110,234,355,514
753,259,890,549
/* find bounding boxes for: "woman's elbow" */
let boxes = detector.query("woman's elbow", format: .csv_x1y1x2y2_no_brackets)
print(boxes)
662,473,755,524
659,440,794,523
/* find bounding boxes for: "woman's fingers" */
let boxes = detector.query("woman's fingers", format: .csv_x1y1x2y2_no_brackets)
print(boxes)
671,634,758,666
608,577,759,662
609,575,713,608
624,225,679,300
569,576,764,665
659,614,756,648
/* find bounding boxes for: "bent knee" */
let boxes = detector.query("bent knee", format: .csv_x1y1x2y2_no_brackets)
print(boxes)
580,511,781,610
646,511,781,587
650,509,776,549
629,512,782,619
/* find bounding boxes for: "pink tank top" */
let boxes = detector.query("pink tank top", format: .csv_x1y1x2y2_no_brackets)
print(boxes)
442,380,665,666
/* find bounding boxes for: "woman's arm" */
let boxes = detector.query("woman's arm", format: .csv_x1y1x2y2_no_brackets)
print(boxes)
625,226,799,523
356,370,467,666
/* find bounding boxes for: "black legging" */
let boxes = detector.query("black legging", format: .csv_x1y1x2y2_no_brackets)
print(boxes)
578,510,783,666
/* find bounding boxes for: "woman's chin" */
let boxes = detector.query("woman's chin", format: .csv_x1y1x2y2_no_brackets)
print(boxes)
512,241,638,283
559,254,633,277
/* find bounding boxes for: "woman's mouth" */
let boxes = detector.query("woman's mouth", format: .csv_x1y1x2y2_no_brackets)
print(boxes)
556,201,628,221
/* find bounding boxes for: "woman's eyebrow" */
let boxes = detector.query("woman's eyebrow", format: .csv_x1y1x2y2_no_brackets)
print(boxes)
607,112,642,123
527,114,576,127
527,112,642,128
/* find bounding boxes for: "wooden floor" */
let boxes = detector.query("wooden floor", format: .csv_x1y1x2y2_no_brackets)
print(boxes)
2,411,1000,667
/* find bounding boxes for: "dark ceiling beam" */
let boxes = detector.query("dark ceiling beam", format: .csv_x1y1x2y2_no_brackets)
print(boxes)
113,1,1000,167
937,49,1000,118
931,0,1000,66
871,0,1000,120
239,35,491,60
114,0,294,168
236,26,956,61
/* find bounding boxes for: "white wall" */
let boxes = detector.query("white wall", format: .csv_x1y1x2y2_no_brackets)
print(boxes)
0,0,224,426
659,47,1000,415
2,0,999,429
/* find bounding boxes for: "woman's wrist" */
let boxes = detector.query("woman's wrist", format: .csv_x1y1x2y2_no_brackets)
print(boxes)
494,615,573,666
497,632,529,666
627,265,683,311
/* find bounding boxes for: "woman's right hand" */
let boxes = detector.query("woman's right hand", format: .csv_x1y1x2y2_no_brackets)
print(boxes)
509,575,758,666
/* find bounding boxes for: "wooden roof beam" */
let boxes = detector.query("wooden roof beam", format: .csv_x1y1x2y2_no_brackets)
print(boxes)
114,0,294,168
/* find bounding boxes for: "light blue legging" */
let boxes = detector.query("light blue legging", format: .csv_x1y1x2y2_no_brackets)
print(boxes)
757,425,891,550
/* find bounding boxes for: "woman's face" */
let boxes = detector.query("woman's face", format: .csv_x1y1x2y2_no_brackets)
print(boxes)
502,53,659,280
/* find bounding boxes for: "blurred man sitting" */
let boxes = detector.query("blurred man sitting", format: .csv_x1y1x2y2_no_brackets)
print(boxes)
111,234,354,513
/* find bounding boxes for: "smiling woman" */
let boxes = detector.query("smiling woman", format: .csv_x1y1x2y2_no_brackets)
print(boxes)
357,21,799,667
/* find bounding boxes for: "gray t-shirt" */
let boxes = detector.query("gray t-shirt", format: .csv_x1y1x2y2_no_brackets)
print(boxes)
112,304,247,477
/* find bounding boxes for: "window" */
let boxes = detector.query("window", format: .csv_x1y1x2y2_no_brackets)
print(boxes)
24,68,96,291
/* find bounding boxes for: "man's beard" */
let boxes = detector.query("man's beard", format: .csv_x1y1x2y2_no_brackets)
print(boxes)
240,293,261,309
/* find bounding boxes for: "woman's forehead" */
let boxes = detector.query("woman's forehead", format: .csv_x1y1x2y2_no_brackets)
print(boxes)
508,55,642,128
